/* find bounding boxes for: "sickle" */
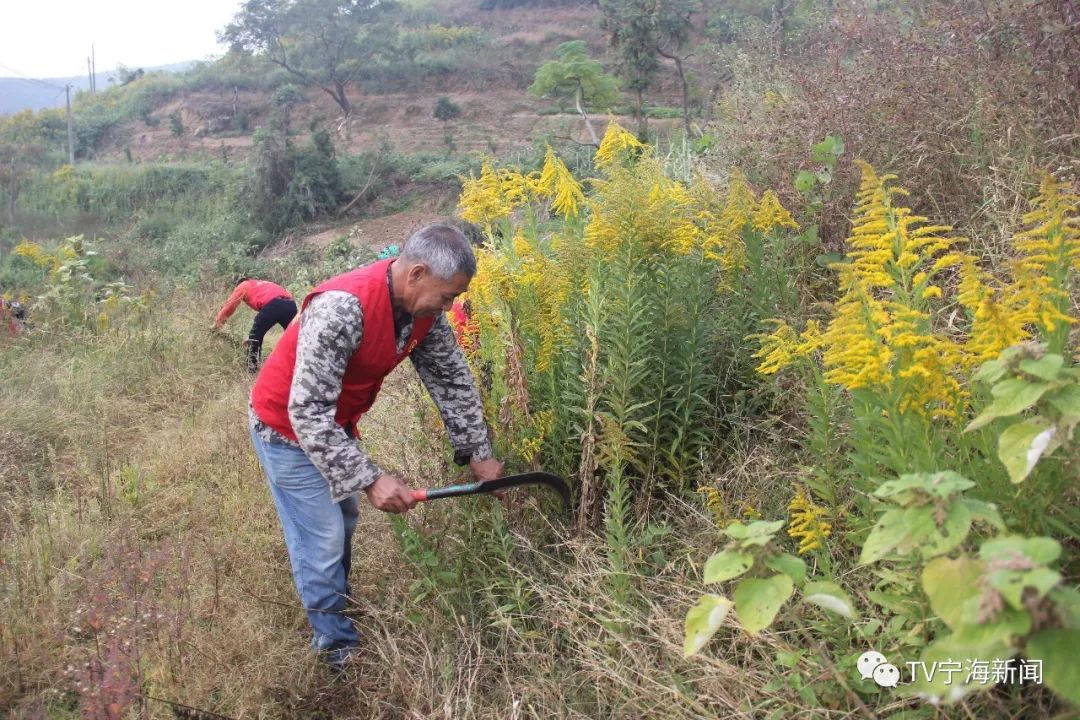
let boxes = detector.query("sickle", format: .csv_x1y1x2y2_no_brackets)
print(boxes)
411,471,570,508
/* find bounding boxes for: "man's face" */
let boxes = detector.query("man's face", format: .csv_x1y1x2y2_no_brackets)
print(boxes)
405,265,471,318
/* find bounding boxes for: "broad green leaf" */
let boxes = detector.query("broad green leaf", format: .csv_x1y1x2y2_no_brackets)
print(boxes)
875,472,973,502
973,359,1007,384
1019,354,1064,381
860,509,908,564
703,550,754,584
952,608,1031,646
960,499,1005,531
867,589,919,616
811,134,844,165
734,575,794,635
921,501,973,558
725,519,784,548
764,553,807,584
967,379,1052,431
922,557,985,630
988,567,1062,610
907,632,1014,703
683,594,733,658
1047,383,1080,416
1049,586,1080,629
1026,630,1080,706
980,536,1061,565
815,167,833,185
902,506,936,538
815,252,845,268
998,418,1057,483
802,580,857,619
794,170,817,194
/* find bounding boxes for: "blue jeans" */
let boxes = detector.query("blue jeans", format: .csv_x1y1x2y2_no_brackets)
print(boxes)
250,429,360,660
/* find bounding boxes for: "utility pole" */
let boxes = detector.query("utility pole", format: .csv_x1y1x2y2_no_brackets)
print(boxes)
92,44,96,92
65,84,75,165
87,57,93,91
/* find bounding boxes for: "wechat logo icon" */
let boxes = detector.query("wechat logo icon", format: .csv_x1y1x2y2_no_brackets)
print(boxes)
858,650,900,688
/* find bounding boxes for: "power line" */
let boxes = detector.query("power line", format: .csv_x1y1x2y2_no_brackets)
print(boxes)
0,60,68,91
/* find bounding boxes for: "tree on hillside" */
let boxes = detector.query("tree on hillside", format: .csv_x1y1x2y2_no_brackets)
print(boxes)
651,0,698,136
220,0,397,118
600,0,699,137
529,41,619,146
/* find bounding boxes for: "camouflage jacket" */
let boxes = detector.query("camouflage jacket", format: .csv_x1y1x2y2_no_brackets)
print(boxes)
249,288,492,502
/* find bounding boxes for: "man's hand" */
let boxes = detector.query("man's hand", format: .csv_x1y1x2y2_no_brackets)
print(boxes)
364,474,417,513
470,456,504,482
470,456,508,498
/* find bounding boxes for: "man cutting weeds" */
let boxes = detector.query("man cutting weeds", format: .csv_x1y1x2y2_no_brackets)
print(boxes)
248,223,504,669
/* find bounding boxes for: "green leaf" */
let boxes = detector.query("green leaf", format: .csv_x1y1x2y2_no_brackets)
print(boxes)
815,167,833,185
967,380,1053,431
998,418,1057,483
725,519,784,548
794,170,817,194
683,594,733,658
764,553,807,584
1047,383,1080,416
980,536,1062,565
973,359,1007,384
815,252,846,268
1019,354,1064,381
1026,630,1080,706
907,632,1014,703
988,567,1062,610
922,557,985,631
867,589,919,616
860,509,907,564
1049,587,1080,628
921,501,973,558
952,608,1031,647
811,134,844,165
703,550,754,584
960,499,1005,531
802,581,857,619
875,472,973,502
734,575,795,635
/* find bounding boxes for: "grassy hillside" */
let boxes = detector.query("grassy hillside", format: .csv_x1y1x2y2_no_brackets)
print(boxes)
1,1,1078,718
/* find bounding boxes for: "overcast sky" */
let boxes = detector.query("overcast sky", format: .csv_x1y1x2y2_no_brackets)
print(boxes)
0,0,244,79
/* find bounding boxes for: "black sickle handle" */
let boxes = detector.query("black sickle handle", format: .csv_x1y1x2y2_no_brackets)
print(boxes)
411,472,570,508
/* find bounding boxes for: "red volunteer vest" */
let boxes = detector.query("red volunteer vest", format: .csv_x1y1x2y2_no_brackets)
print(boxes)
246,280,292,309
250,259,434,440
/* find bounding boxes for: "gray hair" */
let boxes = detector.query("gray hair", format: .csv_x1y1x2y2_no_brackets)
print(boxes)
400,223,477,280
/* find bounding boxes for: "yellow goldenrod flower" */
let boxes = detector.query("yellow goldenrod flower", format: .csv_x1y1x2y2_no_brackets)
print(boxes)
458,160,532,227
697,485,727,526
957,257,1033,366
595,118,646,170
752,190,799,233
1010,172,1079,347
787,486,832,555
13,241,55,270
535,146,585,219
820,162,973,417
704,169,757,270
751,319,824,375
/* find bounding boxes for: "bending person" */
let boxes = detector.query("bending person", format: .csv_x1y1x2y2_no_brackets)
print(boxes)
213,278,297,372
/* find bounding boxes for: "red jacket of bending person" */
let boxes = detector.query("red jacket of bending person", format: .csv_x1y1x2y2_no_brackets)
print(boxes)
213,279,298,372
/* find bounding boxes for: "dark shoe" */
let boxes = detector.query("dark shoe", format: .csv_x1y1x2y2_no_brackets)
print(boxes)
320,646,360,680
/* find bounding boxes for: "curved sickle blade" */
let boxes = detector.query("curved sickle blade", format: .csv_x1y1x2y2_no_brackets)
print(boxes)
412,472,570,508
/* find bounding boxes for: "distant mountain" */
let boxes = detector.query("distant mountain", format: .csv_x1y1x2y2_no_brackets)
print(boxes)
0,61,197,116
